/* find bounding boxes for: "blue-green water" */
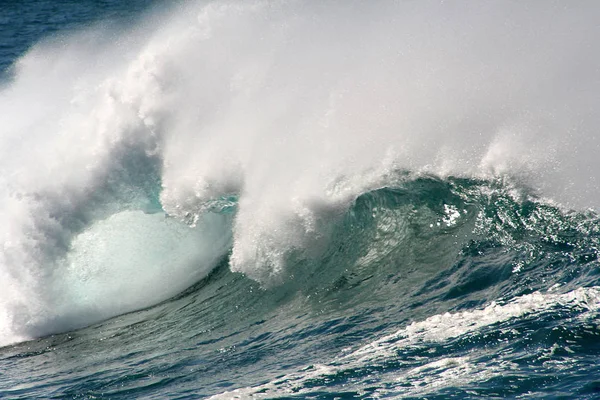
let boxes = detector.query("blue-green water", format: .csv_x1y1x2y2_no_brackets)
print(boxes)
1,1,600,399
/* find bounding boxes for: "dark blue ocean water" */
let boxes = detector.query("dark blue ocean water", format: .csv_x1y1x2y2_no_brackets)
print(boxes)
1,1,600,399
0,0,164,79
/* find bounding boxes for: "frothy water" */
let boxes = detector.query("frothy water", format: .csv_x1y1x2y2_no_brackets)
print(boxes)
210,286,600,399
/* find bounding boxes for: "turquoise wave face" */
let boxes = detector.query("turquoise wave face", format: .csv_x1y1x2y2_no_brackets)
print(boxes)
2,175,600,398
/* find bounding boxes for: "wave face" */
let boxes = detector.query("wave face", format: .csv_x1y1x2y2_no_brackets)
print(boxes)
1,1,600,398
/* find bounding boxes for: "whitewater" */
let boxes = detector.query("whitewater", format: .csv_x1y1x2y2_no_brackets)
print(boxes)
1,0,600,398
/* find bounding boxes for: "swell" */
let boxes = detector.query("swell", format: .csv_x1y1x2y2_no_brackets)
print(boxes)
4,169,600,348
265,175,600,312
128,175,600,344
199,176,600,397
4,175,599,398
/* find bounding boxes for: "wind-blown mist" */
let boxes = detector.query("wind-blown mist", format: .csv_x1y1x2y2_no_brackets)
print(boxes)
1,0,599,346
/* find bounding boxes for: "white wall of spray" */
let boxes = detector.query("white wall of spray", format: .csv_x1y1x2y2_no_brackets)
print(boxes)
0,0,599,344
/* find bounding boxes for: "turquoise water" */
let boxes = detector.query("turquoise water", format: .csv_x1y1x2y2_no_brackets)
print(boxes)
1,1,600,399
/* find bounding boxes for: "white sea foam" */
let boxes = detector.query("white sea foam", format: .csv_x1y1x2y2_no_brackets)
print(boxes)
4,210,232,343
1,0,600,343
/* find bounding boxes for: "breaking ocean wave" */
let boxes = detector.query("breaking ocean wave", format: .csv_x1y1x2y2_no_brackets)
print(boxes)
2,1,600,398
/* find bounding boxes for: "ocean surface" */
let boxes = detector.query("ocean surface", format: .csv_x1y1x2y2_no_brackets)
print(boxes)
1,1,600,398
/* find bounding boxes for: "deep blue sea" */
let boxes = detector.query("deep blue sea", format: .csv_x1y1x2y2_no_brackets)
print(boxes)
2,1,600,399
